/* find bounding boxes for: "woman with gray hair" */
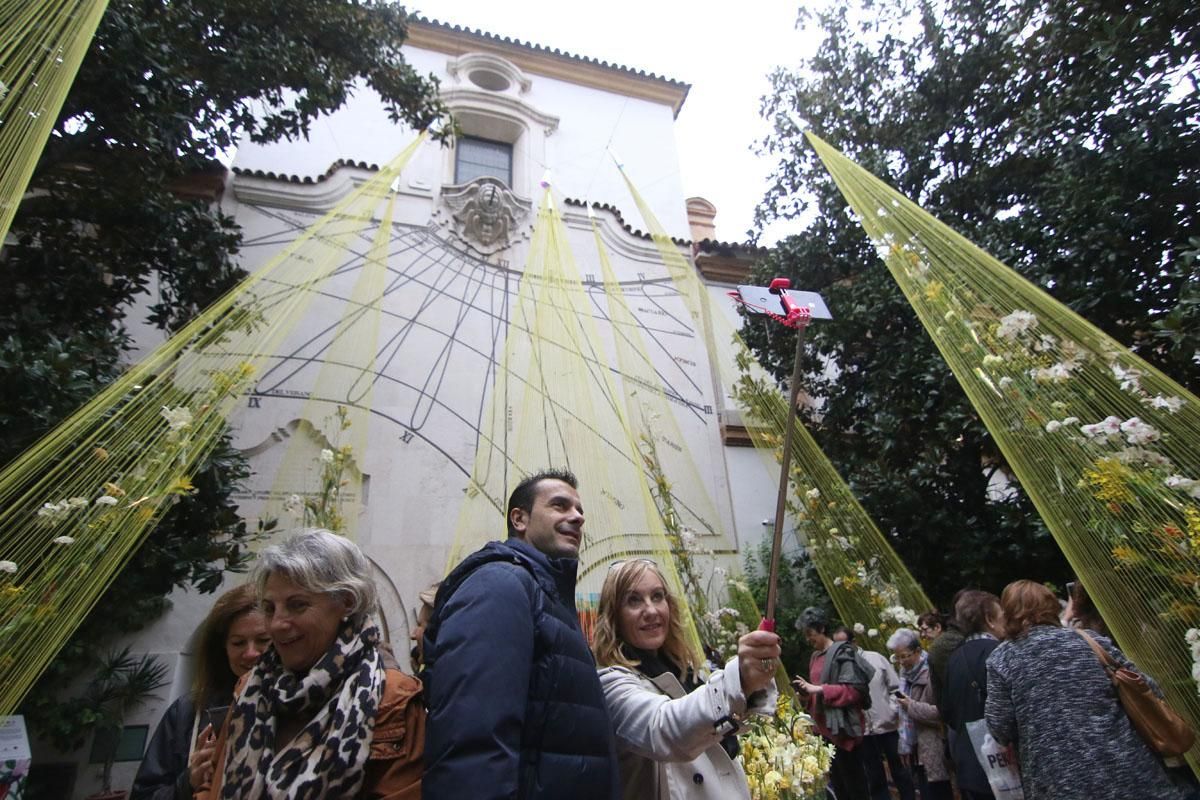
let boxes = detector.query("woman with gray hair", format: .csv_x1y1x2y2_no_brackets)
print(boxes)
200,529,424,799
887,628,951,800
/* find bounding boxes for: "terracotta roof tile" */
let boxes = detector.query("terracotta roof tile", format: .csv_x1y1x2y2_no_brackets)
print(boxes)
413,17,690,91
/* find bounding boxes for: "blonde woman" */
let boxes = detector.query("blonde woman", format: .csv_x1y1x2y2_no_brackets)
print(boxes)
593,559,780,799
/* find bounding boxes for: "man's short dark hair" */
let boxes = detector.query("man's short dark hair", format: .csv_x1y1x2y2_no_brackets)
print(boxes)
506,468,578,538
832,624,854,642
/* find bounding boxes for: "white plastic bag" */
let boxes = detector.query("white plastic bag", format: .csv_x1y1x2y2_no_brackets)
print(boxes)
965,718,1024,800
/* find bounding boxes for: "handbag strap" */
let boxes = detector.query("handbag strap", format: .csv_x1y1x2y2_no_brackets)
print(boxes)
1074,628,1119,683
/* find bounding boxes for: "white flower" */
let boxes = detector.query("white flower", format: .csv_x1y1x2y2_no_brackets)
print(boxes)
1062,417,1080,426
982,354,1003,367
680,529,700,553
1187,628,1200,645
1045,421,1062,433
0,561,16,573
1110,363,1144,394
52,536,75,545
998,376,1014,389
68,496,89,509
1165,475,1200,499
997,310,1037,339
828,527,839,535
805,488,820,500
1120,416,1159,446
1031,363,1073,383
37,501,68,519
1116,447,1171,468
853,623,866,635
160,405,193,431
1081,415,1123,439
1149,395,1185,414
833,577,844,586
320,448,335,464
283,493,303,514
713,566,727,579
868,628,879,638
95,495,118,506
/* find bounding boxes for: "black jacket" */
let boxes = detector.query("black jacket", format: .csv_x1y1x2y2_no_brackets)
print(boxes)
422,537,618,800
130,695,194,800
941,635,1000,795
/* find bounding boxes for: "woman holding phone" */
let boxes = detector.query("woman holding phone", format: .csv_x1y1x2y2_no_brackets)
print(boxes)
131,584,270,800
887,628,952,800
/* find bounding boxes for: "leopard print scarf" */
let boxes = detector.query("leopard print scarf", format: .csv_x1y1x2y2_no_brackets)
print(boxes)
220,620,385,799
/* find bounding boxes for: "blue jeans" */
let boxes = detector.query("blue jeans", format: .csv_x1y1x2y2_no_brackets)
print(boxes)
861,731,915,800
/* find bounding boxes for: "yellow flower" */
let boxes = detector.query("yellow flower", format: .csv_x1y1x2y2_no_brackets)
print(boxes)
1082,458,1135,504
167,476,196,495
1111,544,1141,565
103,481,126,497
1185,507,1200,554
924,280,944,302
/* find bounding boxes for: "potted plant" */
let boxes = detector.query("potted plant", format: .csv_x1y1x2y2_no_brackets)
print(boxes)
83,648,169,800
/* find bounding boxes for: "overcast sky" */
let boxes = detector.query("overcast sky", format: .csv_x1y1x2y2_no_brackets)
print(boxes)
418,1,820,244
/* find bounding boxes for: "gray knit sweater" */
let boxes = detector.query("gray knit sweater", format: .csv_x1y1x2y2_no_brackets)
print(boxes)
985,624,1185,800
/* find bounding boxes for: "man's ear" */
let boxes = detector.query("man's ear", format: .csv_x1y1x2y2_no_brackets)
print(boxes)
509,507,529,536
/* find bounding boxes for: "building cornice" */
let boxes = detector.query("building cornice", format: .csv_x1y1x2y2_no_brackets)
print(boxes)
407,18,691,118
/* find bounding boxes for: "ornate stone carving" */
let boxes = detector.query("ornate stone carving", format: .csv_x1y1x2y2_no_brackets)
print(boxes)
437,177,531,255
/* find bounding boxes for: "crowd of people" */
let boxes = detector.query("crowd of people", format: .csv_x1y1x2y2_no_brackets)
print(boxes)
124,467,1194,799
793,582,1195,800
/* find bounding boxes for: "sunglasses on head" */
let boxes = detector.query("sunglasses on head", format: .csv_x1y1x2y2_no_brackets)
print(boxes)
609,557,659,571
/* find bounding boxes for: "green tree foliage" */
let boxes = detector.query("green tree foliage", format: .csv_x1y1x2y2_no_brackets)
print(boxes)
1,0,445,745
750,0,1199,604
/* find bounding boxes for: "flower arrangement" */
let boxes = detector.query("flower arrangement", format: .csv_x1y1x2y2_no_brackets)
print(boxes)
879,224,1200,717
281,405,356,534
1,362,259,664
739,694,835,800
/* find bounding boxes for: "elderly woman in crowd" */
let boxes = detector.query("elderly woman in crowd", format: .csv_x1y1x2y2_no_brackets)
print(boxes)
887,628,952,800
133,584,271,800
986,580,1185,800
593,558,780,799
201,529,424,799
940,590,1003,800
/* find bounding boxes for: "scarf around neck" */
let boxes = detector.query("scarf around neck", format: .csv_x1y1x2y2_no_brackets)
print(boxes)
221,620,385,799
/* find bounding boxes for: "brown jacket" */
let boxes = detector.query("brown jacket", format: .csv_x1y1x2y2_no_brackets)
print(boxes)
198,668,425,799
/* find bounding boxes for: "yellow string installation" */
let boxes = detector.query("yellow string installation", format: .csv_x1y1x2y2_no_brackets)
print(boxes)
0,134,425,715
807,130,1200,758
0,0,110,244
447,187,704,654
614,164,933,651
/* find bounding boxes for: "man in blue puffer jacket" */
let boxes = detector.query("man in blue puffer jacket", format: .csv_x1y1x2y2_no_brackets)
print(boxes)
422,468,618,800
